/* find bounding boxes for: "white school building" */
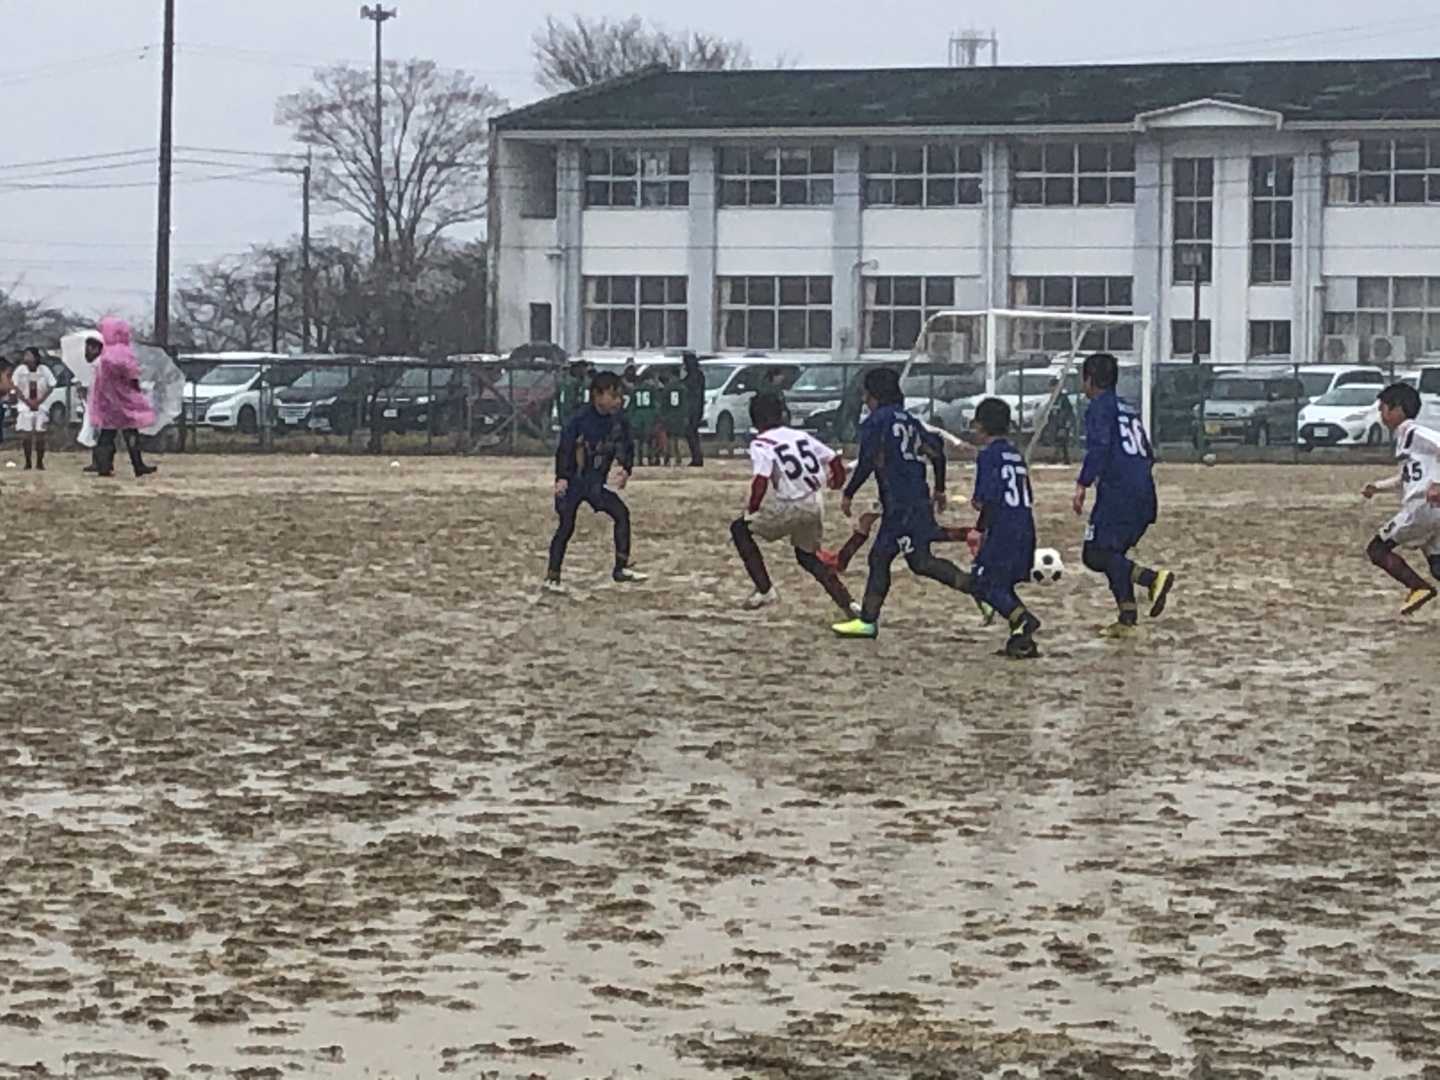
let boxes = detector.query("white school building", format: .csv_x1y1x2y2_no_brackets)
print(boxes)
488,58,1440,369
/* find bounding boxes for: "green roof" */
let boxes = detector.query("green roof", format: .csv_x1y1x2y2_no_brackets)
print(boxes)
496,58,1440,132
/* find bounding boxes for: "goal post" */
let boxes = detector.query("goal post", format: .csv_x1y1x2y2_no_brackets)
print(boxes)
896,308,1153,458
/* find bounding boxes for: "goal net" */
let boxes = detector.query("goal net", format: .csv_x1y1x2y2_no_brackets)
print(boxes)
897,308,1154,458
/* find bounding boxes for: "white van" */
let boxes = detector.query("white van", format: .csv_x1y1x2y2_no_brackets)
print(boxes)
700,358,811,441
1294,364,1386,403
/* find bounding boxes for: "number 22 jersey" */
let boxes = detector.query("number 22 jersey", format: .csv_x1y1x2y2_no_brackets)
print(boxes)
1079,389,1157,525
749,426,838,507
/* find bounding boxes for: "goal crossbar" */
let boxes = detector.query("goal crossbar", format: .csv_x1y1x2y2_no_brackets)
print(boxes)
899,308,1154,458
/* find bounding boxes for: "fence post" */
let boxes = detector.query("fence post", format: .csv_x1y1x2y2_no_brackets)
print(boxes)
509,366,518,454
426,364,434,455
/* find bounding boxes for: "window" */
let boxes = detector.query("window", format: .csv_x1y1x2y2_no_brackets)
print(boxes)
862,277,956,351
584,147,690,208
1327,276,1440,358
1171,319,1212,358
1173,157,1214,284
1330,137,1440,205
719,146,834,207
1009,276,1134,351
718,276,832,350
1012,141,1136,206
863,143,982,207
584,276,688,349
1249,320,1291,358
529,303,552,344
1251,156,1294,285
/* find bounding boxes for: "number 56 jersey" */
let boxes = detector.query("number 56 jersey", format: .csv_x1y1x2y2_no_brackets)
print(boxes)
749,426,838,506
1080,389,1158,527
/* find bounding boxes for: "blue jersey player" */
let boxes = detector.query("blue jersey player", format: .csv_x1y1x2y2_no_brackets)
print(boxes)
970,398,1042,659
545,372,647,593
832,367,971,639
1072,353,1175,637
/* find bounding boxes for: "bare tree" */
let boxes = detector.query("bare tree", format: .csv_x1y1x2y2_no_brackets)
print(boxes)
0,289,84,356
276,61,505,285
532,15,755,92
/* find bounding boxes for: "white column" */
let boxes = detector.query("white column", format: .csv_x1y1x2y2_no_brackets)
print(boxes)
831,144,863,361
555,144,584,354
686,144,717,352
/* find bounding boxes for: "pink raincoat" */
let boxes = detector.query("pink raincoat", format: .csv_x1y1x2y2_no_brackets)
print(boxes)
88,317,156,431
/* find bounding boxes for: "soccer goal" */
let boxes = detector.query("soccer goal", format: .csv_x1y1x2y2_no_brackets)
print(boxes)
898,308,1153,458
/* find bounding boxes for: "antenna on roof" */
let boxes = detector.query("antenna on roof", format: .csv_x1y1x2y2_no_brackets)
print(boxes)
948,28,999,67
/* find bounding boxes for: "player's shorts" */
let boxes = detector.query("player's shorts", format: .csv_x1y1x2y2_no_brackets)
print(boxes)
13,406,46,433
750,500,823,552
1085,512,1149,553
1379,502,1440,556
975,531,1035,591
873,504,941,562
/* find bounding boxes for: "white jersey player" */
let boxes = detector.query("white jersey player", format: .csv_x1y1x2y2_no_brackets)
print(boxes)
729,390,858,617
1363,383,1440,615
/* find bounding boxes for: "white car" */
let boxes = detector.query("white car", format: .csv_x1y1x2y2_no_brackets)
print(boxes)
699,359,807,441
182,364,266,431
939,367,1073,433
1297,385,1387,448
1294,364,1386,402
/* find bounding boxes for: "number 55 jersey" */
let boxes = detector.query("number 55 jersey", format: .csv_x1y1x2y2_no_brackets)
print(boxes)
748,426,841,551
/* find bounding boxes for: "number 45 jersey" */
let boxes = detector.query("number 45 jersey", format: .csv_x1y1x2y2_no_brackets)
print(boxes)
749,426,838,507
1080,389,1158,528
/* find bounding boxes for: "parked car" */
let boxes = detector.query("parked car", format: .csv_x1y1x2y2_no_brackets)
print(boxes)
1416,366,1440,427
182,362,272,430
204,362,307,432
38,362,84,428
786,363,860,431
376,366,468,434
1201,371,1307,445
275,365,391,435
901,363,985,424
1294,364,1386,402
472,367,560,437
1298,384,1387,449
934,366,1067,433
699,360,807,441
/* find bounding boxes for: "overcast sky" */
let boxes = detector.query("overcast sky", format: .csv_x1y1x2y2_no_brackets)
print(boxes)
7,0,1440,325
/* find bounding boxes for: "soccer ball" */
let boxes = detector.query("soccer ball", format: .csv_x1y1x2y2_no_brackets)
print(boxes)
1031,548,1064,584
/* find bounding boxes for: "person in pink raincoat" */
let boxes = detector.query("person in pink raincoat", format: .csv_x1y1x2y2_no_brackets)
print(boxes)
89,317,158,478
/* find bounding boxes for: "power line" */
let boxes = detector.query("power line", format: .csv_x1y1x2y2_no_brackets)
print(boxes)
0,148,154,173
0,44,155,88
1085,14,1440,64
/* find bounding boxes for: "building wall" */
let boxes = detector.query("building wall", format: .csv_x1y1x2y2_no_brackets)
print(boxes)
493,125,1440,365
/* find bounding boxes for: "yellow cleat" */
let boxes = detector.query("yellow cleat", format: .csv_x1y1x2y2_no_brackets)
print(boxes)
1401,587,1437,616
1148,570,1176,619
1097,622,1139,640
831,618,879,639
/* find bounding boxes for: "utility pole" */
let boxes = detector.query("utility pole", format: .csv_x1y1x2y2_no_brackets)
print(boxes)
272,255,285,354
301,149,313,351
360,5,396,351
360,6,396,262
154,0,176,344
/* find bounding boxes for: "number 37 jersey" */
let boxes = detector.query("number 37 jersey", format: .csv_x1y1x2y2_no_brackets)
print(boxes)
749,426,838,505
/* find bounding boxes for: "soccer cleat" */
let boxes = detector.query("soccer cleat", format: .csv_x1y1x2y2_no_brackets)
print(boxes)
975,597,996,626
744,588,779,611
1401,587,1437,616
1002,633,1041,660
831,618,878,639
541,578,568,596
1097,621,1139,639
1147,570,1176,619
612,566,648,584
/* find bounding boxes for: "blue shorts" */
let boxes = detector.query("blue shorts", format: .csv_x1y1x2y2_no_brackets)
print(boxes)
1086,513,1149,554
872,505,941,561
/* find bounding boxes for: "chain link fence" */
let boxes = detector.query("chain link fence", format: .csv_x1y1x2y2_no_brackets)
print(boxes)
14,350,1431,465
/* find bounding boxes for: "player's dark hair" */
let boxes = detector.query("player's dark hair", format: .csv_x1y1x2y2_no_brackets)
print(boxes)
1378,381,1421,419
24,347,41,363
973,397,1011,436
1082,352,1119,390
749,390,785,430
590,371,623,397
863,366,904,406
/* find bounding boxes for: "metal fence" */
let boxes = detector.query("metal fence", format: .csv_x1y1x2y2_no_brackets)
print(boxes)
19,352,1431,464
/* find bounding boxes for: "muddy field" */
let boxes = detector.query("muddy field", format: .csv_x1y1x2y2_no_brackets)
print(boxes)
1,452,1437,1079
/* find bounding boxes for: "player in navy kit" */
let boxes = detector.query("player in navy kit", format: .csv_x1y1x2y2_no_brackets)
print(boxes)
969,398,1042,659
545,372,647,592
832,367,971,639
1072,353,1175,637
